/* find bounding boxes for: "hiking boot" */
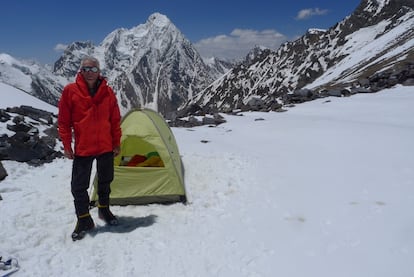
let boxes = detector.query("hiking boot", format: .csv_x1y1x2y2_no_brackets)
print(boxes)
98,205,119,226
72,213,95,241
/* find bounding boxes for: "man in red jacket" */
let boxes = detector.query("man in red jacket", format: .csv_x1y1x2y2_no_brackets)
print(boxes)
58,56,122,241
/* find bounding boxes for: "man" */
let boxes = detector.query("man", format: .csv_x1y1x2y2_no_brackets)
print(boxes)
58,56,122,241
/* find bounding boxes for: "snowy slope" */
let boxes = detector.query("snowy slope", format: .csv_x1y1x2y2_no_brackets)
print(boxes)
1,84,413,277
0,54,67,106
189,0,414,112
0,82,57,113
307,9,414,88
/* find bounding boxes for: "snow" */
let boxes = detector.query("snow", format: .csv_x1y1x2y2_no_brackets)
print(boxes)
306,12,414,89
1,84,414,276
0,82,57,113
147,13,171,28
0,54,33,92
307,28,326,34
296,6,414,91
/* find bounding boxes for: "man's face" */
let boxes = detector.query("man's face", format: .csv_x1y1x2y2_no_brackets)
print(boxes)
80,61,100,83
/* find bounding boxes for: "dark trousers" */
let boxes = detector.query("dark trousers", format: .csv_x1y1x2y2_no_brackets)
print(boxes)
71,152,114,216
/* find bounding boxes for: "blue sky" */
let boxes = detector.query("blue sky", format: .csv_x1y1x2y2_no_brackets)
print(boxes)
0,0,361,64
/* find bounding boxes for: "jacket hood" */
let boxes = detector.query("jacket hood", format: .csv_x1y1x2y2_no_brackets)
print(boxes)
75,74,111,104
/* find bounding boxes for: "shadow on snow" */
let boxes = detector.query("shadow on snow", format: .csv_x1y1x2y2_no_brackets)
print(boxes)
90,214,158,236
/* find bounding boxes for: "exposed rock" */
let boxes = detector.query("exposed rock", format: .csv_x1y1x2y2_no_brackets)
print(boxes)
403,78,414,86
0,106,63,166
246,97,265,111
169,103,227,128
0,161,7,181
283,89,319,104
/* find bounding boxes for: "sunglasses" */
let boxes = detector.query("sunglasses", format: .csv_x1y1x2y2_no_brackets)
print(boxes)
81,66,99,73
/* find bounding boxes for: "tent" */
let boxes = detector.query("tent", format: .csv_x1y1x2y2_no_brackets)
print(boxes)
90,108,186,205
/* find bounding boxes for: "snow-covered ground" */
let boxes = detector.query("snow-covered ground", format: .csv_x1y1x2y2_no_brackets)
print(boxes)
1,83,414,277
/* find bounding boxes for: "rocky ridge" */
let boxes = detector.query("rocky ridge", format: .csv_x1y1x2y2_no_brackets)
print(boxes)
181,0,414,114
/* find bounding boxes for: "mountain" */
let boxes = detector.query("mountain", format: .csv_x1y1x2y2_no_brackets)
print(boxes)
183,0,414,113
0,13,233,118
52,13,232,117
1,2,413,118
0,54,67,106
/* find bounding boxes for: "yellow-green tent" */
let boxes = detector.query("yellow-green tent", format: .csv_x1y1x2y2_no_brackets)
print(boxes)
91,108,186,205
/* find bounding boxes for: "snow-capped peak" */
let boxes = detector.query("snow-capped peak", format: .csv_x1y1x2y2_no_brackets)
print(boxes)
0,53,18,65
146,12,171,28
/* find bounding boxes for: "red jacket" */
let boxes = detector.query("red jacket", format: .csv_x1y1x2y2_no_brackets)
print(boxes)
58,74,122,156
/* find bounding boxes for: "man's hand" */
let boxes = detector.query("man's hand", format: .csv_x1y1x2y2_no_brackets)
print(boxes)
64,148,74,159
113,146,121,157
